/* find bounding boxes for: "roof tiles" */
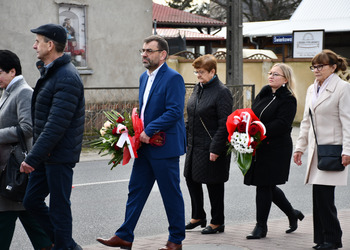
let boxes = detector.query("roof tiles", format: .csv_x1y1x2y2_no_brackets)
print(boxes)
153,3,226,27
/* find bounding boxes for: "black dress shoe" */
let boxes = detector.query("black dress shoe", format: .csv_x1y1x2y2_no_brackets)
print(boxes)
286,209,304,233
246,224,267,239
201,224,225,234
73,244,83,250
313,243,322,249
96,235,132,249
317,242,342,249
185,219,207,229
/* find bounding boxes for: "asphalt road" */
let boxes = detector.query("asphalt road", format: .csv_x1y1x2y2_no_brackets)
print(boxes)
10,136,350,249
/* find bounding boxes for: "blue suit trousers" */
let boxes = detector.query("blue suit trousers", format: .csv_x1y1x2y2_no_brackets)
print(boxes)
116,149,185,244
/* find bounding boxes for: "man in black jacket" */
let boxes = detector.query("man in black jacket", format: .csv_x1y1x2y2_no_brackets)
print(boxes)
20,23,85,250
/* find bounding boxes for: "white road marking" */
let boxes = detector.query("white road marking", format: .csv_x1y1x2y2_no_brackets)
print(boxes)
73,179,130,187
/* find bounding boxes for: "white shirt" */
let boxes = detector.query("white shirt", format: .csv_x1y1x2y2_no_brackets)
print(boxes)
140,63,164,123
7,75,24,90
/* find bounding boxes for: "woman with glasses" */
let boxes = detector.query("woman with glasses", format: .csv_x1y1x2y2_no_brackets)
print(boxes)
245,63,303,240
294,49,350,250
184,54,233,234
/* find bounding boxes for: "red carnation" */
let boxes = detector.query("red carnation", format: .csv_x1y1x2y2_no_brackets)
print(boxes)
237,122,247,133
248,124,259,136
112,127,118,135
117,116,125,123
250,141,258,149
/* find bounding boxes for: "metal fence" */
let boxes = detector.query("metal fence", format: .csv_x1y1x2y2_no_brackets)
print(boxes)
0,84,254,139
83,84,255,137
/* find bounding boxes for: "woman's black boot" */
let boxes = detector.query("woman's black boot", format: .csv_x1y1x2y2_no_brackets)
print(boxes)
286,209,304,233
246,224,267,239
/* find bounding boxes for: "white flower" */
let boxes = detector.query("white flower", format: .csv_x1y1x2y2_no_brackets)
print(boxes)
100,127,107,136
231,132,241,145
104,121,112,129
231,131,257,154
241,133,249,145
246,146,254,154
234,144,240,151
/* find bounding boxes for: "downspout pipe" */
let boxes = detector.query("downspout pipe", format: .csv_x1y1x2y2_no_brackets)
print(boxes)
153,19,157,35
249,36,259,49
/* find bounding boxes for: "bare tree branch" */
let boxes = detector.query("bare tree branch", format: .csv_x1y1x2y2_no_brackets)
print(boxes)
164,0,302,22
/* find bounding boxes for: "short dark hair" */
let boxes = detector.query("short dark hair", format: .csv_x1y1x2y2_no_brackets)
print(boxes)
312,49,348,73
144,35,169,58
0,50,22,76
43,36,66,53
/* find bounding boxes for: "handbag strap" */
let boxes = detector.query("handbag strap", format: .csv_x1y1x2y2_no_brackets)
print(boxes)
199,116,213,140
309,108,319,146
16,125,28,155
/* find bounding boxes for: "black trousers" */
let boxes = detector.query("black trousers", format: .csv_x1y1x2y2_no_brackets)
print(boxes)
313,184,342,245
23,163,76,249
0,210,51,250
186,178,225,225
256,185,294,228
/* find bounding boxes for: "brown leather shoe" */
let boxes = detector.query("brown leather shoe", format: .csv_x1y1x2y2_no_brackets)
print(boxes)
96,235,132,249
158,241,182,250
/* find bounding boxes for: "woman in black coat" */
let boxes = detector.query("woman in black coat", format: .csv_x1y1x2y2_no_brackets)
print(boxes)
245,63,304,239
184,54,233,234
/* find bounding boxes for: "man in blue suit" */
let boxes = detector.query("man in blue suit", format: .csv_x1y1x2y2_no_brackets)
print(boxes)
97,35,186,250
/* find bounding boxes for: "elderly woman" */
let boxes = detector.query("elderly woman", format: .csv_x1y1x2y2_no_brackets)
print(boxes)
294,50,350,250
0,50,52,249
184,54,233,234
245,63,303,239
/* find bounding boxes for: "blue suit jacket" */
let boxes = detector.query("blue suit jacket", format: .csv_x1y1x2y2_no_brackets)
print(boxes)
139,63,186,159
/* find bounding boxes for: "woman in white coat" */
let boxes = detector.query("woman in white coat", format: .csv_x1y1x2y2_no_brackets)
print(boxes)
294,49,350,250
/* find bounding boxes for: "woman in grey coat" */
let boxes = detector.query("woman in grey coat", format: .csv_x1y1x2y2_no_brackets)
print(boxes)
184,54,233,234
0,50,51,249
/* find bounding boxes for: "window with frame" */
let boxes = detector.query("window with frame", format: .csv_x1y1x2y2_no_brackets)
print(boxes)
59,4,87,67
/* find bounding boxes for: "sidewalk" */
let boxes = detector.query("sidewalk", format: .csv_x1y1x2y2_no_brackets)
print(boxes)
83,209,350,249
81,127,350,249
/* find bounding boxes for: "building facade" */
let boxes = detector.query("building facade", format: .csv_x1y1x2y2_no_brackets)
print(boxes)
0,0,152,100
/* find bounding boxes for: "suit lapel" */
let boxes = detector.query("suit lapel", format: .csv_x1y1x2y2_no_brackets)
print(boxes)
146,63,167,104
0,90,9,109
314,76,337,110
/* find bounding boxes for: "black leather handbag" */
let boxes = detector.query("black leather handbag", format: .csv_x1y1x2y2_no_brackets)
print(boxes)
309,109,344,171
0,126,29,202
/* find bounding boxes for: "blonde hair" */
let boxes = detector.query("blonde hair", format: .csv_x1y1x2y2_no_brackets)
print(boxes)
272,63,295,96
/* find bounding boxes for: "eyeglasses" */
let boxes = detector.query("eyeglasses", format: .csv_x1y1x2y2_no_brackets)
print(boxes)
310,64,329,71
193,70,207,76
267,72,285,78
139,49,163,55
